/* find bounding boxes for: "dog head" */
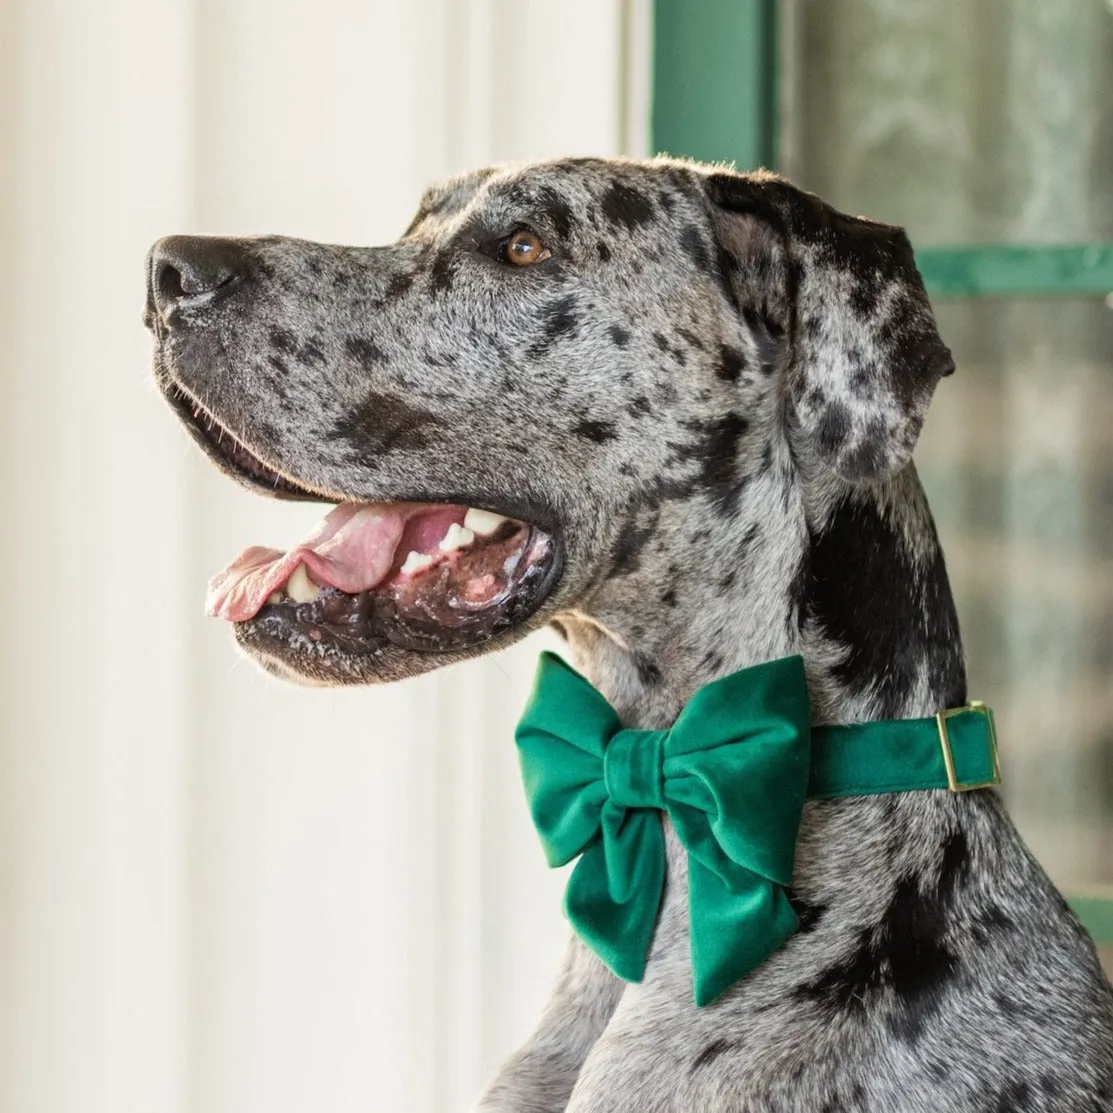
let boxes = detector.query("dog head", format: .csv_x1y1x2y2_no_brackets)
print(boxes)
146,158,952,687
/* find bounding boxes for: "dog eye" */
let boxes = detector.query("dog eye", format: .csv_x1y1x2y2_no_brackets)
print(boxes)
502,229,551,268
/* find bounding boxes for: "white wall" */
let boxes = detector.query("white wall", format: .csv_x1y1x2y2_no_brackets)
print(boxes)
0,3,649,1112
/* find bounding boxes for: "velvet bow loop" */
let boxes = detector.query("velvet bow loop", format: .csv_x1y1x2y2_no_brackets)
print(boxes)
516,651,814,1005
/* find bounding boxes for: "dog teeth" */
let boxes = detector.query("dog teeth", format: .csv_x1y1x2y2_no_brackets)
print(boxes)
438,523,476,553
400,550,435,575
463,508,509,536
286,563,319,603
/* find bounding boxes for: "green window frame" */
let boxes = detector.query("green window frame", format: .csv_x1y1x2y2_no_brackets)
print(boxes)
651,0,1113,946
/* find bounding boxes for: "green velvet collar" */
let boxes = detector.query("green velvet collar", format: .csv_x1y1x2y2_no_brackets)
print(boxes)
515,651,999,1007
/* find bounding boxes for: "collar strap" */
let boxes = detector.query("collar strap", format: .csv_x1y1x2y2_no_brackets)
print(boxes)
810,702,1000,797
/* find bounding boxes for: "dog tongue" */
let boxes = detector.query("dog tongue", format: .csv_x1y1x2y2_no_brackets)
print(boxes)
206,503,408,622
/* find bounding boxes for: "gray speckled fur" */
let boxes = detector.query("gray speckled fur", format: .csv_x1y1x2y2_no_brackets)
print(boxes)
149,157,1113,1111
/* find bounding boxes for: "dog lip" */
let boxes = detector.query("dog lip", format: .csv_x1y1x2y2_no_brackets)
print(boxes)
236,524,565,660
162,378,553,530
163,379,338,502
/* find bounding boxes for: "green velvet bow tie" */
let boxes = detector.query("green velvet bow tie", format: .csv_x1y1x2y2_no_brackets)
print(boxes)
515,651,1000,1007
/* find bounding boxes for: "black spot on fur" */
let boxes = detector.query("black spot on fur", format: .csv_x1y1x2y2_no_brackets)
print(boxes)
740,305,784,366
609,509,659,577
680,224,710,270
716,345,746,383
660,588,677,607
837,415,892,480
675,326,705,351
739,521,760,554
990,1080,1032,1113
573,419,616,444
601,182,654,231
805,492,966,716
797,830,968,1044
537,186,575,239
992,989,1033,1021
798,925,882,1014
714,244,741,310
635,654,662,687
346,336,388,367
424,349,458,369
660,412,753,516
689,1040,732,1073
883,832,969,1044
627,395,652,418
652,332,669,353
540,296,583,342
298,338,326,367
786,547,810,634
270,327,297,354
385,271,414,300
429,250,457,293
972,903,1014,944
1037,1074,1062,1099
814,401,852,461
927,1060,951,1083
330,389,439,455
848,270,883,319
689,414,750,516
788,892,827,934
597,241,612,262
609,324,631,348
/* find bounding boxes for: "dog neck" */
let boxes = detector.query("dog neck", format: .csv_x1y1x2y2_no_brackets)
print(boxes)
557,459,967,732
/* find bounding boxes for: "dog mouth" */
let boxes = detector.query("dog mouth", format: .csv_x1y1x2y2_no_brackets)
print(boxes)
171,386,561,656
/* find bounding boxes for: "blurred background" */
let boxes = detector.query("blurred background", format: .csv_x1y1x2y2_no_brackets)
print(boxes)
0,2,1110,1111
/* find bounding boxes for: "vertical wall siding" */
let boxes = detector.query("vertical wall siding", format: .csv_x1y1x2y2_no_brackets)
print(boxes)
1,3,196,1110
0,3,638,1111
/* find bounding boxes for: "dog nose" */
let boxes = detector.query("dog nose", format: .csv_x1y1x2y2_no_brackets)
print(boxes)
147,236,248,326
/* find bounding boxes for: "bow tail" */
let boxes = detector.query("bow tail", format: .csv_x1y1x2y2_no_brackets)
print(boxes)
562,805,667,985
686,857,799,1007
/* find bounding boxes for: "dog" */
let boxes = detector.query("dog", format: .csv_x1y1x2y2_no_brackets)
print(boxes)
145,157,1113,1112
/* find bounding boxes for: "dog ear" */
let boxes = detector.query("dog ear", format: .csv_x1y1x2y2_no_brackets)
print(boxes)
704,171,954,483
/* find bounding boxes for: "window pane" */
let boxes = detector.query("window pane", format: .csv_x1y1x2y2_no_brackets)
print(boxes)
781,0,1113,246
781,2,1113,930
916,298,1113,895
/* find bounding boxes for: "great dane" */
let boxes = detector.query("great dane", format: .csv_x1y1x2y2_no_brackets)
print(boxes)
145,157,1113,1112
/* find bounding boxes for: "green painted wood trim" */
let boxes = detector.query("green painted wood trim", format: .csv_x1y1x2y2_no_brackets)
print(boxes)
917,244,1113,299
652,0,777,170
1068,895,1113,945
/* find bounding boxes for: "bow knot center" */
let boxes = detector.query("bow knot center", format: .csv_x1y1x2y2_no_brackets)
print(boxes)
603,728,667,810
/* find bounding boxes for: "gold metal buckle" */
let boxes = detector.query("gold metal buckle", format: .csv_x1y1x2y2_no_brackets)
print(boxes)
936,701,1001,792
